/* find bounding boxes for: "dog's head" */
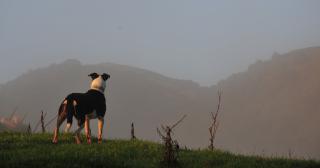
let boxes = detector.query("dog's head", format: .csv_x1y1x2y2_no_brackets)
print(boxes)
89,72,110,93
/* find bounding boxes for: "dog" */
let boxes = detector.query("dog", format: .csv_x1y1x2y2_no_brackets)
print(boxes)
52,72,110,144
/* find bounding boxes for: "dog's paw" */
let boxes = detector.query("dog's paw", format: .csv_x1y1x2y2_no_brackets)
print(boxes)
98,138,102,144
75,136,82,144
52,137,58,144
87,138,92,144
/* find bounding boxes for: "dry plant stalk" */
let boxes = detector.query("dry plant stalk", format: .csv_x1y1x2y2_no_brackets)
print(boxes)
40,111,47,133
27,123,32,134
33,110,47,133
157,115,186,168
131,122,136,140
209,90,222,150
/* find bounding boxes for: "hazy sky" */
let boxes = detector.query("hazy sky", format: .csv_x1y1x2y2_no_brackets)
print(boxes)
1,0,320,86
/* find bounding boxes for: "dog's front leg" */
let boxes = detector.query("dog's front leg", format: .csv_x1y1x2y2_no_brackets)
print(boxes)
97,117,104,144
52,111,67,144
84,116,91,144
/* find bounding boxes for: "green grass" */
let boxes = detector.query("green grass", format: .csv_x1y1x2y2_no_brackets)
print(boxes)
0,132,319,168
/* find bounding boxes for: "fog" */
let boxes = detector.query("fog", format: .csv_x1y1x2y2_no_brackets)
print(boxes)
1,0,320,86
1,1,320,160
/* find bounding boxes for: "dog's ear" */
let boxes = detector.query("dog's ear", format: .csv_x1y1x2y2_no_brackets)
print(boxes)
88,72,99,80
102,73,110,81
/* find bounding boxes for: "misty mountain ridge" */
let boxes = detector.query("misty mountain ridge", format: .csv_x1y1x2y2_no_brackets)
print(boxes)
214,46,320,158
0,46,319,159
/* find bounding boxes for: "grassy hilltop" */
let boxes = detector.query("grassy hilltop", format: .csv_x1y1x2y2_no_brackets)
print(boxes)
0,132,319,168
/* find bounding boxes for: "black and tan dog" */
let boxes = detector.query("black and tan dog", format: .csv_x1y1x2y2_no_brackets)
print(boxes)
52,72,110,144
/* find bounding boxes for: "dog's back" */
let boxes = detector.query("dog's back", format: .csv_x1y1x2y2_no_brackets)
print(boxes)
58,90,106,125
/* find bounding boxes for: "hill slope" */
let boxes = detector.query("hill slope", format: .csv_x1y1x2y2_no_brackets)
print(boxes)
0,132,319,168
214,47,320,158
0,47,320,159
0,60,213,147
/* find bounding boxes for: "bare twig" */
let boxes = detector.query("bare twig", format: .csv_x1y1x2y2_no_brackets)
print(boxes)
33,111,47,132
27,123,32,135
209,90,222,150
41,111,46,133
157,115,186,168
157,127,165,139
131,122,136,140
44,114,58,128
171,115,187,129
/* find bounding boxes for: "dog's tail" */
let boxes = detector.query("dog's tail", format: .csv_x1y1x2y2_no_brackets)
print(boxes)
58,100,66,115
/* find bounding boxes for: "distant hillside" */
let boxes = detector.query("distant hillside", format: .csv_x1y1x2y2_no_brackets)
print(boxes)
0,47,320,159
0,59,214,148
214,46,320,159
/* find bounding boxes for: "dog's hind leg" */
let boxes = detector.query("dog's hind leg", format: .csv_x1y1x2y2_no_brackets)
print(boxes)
64,100,77,133
52,102,67,144
74,123,84,144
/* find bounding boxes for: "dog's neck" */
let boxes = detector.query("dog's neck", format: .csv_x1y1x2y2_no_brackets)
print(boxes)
90,76,106,94
90,87,105,94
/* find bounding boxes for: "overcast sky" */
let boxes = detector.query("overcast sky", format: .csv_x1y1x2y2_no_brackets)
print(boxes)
1,0,320,86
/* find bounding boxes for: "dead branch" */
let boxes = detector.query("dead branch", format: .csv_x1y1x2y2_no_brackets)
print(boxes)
131,122,136,140
44,114,58,128
171,115,187,129
209,90,222,150
41,111,46,133
157,115,186,168
33,110,50,133
157,127,165,139
27,123,32,135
